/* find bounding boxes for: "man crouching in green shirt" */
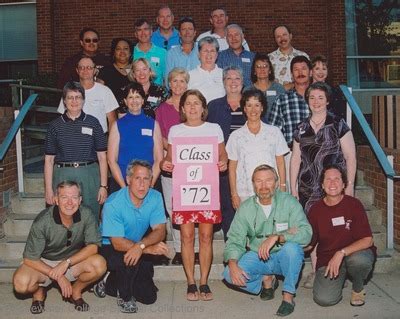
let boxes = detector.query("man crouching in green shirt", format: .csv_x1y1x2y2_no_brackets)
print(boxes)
13,181,106,314
223,165,312,317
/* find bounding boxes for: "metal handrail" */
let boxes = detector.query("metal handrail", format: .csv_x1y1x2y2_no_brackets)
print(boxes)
0,94,38,161
340,85,396,178
340,85,399,251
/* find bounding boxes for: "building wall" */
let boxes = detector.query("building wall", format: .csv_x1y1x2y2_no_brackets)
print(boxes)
0,107,18,238
357,146,400,249
36,0,347,86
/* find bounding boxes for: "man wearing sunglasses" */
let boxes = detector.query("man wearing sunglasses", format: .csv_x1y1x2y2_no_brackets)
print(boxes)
13,181,106,314
57,27,111,88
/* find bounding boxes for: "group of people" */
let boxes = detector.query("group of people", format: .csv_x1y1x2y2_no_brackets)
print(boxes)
13,5,376,317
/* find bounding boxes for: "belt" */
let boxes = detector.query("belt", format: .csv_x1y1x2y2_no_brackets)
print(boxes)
55,161,97,168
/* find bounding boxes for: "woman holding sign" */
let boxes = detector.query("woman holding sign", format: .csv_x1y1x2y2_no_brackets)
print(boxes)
107,82,163,193
161,89,228,301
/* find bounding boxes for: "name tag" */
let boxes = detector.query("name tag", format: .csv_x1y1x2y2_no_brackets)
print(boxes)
81,127,93,135
267,90,276,96
241,57,251,63
331,216,345,226
142,128,152,136
147,96,158,103
276,222,288,232
151,56,160,64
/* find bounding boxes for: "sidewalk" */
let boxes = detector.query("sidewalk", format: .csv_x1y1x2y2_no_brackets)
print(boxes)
1,269,399,319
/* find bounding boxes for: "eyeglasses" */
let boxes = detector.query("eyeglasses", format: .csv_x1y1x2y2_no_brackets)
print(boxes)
163,40,168,49
66,96,83,101
256,64,269,69
84,38,99,43
66,230,72,247
77,65,95,71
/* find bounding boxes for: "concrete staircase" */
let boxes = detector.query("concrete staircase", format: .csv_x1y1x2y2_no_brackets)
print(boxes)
0,171,398,283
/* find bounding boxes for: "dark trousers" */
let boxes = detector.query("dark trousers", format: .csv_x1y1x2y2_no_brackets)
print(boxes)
100,245,158,304
220,173,235,241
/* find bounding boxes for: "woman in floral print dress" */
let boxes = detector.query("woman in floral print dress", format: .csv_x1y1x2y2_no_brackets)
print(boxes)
161,89,228,302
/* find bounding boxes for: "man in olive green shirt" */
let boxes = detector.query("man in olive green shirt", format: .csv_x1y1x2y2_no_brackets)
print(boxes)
223,165,312,317
13,181,106,314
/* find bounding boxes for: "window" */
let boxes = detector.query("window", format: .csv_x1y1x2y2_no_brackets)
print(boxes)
346,0,400,89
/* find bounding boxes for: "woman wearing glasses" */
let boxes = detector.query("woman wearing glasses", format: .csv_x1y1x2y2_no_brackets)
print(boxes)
245,53,285,122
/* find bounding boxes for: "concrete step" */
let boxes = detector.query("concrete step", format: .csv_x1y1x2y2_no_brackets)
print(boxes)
365,204,383,227
354,186,374,207
372,225,387,253
11,196,45,215
3,214,36,237
24,173,44,194
0,253,396,284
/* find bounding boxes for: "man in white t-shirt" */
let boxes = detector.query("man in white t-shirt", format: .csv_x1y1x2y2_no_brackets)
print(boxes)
197,7,249,51
57,57,118,133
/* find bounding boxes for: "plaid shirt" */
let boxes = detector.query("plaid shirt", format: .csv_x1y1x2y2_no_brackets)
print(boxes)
266,88,309,145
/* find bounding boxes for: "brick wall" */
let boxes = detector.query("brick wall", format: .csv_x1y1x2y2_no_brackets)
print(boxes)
36,0,347,85
0,107,18,238
357,145,400,249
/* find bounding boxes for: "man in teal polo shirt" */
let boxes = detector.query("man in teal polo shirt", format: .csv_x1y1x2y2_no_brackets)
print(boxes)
13,181,106,314
95,159,168,313
133,18,167,86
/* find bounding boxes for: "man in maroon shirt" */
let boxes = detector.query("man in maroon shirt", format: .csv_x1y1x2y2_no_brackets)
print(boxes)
307,164,376,307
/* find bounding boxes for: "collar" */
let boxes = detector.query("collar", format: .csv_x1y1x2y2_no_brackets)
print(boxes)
61,111,86,123
52,205,81,225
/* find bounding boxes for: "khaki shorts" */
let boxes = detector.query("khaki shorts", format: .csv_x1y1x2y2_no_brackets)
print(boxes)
39,258,78,287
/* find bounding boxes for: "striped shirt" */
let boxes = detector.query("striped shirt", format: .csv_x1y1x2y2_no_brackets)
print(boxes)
266,89,310,146
216,48,255,87
45,111,107,162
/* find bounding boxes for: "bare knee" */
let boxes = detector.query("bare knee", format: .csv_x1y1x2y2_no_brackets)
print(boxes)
91,255,107,276
199,230,213,247
13,270,34,294
181,228,195,246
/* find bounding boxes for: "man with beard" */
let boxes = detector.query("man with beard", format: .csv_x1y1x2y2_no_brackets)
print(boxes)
223,165,312,317
268,25,309,87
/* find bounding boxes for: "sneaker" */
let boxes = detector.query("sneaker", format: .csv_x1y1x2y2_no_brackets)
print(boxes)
118,296,138,313
172,252,182,265
30,300,45,314
93,280,106,298
303,272,315,289
260,277,279,301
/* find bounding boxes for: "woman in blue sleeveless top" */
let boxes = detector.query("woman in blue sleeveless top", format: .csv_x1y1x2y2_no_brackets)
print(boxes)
108,82,163,193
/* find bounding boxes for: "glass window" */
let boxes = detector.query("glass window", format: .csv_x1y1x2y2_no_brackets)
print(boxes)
346,0,400,89
0,3,37,61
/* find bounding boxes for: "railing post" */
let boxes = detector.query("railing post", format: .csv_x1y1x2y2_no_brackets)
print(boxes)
346,86,352,129
387,155,394,250
14,110,24,194
11,85,19,108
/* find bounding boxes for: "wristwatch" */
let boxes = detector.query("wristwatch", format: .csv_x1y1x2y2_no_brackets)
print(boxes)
138,242,146,250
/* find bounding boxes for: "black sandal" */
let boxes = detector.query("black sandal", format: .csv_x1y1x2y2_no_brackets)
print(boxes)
187,284,199,301
199,284,213,301
70,297,90,311
30,300,45,314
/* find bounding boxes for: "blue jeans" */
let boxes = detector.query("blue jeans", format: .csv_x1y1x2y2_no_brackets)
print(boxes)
223,242,304,294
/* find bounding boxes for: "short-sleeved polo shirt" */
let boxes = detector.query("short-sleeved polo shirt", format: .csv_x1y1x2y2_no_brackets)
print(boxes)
101,187,167,245
23,205,101,261
45,111,107,162
133,44,167,86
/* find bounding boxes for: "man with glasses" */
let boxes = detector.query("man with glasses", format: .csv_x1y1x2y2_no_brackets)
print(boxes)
133,19,166,86
57,27,110,88
151,5,180,50
223,165,312,317
13,181,106,314
57,56,118,133
197,7,249,51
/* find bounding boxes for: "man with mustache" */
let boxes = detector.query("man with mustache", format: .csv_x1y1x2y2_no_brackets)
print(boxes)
223,164,312,317
268,25,309,87
266,56,311,192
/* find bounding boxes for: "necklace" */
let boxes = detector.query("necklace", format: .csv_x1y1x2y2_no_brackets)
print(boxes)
310,117,325,128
